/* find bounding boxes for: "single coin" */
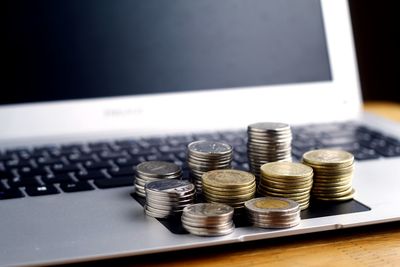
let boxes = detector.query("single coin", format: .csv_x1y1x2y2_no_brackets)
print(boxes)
188,141,233,157
145,179,194,195
302,149,354,167
182,203,234,219
137,161,182,178
248,122,291,133
202,169,256,189
245,197,299,214
260,162,313,179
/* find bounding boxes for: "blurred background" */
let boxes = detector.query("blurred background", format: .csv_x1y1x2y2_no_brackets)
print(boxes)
349,0,398,102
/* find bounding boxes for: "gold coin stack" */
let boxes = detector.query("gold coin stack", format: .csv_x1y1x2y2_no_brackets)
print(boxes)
187,140,233,192
302,149,355,201
201,169,256,211
247,122,292,179
181,203,235,236
258,162,313,210
245,197,301,228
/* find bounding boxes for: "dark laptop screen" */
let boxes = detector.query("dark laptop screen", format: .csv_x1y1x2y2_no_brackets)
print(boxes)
3,0,331,105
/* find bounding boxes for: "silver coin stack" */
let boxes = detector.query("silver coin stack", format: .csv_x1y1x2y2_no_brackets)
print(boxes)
187,140,233,191
181,203,235,236
247,122,293,179
144,179,195,218
245,197,301,229
134,161,182,197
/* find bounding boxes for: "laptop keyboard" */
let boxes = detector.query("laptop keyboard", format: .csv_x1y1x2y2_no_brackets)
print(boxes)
1,122,400,200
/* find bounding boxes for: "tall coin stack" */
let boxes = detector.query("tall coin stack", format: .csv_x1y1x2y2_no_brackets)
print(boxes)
247,122,292,179
201,169,256,211
134,161,182,197
245,197,301,228
187,140,233,191
302,149,355,201
181,203,235,236
258,162,313,210
144,179,195,218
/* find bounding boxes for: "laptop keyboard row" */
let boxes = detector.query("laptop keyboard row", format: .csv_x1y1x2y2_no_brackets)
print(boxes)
1,122,400,200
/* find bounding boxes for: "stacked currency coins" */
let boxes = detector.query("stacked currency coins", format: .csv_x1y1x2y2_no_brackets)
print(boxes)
144,179,195,218
187,140,233,191
258,162,313,210
201,169,256,210
247,122,292,179
302,149,355,201
181,203,235,236
134,161,182,197
245,197,301,228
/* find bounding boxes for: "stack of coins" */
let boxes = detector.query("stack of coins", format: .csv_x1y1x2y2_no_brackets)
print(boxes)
258,162,313,210
187,140,233,191
181,203,235,236
247,122,292,179
302,149,355,201
201,169,256,210
134,161,182,197
144,179,195,218
245,197,301,228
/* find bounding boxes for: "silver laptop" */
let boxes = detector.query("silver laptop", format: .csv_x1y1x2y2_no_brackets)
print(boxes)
2,0,400,266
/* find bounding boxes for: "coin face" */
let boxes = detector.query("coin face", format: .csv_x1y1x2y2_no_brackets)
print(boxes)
145,179,193,192
248,122,290,132
188,141,232,156
202,169,255,188
254,198,290,209
245,197,299,213
302,149,354,167
137,161,181,177
261,162,313,179
183,203,234,218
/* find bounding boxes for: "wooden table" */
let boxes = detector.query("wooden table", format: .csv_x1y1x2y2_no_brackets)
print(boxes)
71,102,400,267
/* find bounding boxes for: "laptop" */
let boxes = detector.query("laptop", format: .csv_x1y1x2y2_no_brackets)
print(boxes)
2,0,400,266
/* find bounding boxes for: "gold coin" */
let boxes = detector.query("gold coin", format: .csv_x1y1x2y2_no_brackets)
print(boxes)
313,188,355,201
202,169,256,189
260,162,313,179
302,149,354,168
201,182,256,193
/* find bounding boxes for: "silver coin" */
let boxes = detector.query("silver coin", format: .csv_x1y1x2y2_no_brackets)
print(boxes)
137,161,182,178
145,179,194,194
188,141,233,157
248,122,291,133
182,224,235,236
182,203,234,220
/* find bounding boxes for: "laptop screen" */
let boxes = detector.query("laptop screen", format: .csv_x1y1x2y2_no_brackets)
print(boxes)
3,0,331,106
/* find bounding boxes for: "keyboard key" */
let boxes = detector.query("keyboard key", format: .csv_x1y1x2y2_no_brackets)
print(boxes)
75,170,107,181
36,157,63,166
0,188,24,200
8,176,40,188
0,170,14,179
17,166,47,177
98,151,127,160
68,154,94,163
51,163,80,174
5,159,32,168
60,181,94,193
84,161,112,170
94,176,134,189
25,185,59,196
108,167,135,177
114,157,142,167
42,174,74,184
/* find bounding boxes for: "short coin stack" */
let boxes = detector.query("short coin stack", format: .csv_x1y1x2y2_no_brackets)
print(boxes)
144,179,195,218
181,203,235,236
187,140,233,191
135,161,182,197
247,122,293,179
258,162,313,210
201,169,256,211
245,197,301,228
302,149,355,201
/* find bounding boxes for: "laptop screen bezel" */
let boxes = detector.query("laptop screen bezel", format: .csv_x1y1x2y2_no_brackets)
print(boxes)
0,0,361,141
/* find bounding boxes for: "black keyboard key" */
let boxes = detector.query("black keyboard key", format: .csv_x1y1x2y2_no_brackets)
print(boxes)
0,188,24,200
17,166,47,177
114,157,142,167
98,151,128,160
8,177,40,188
51,163,80,174
84,161,112,170
42,174,74,184
25,185,59,196
0,182,5,191
5,159,32,168
36,157,63,166
129,147,158,157
158,145,187,154
0,154,14,162
88,142,111,150
108,167,135,177
67,154,94,163
0,170,14,179
76,170,107,181
375,145,400,157
60,181,94,193
94,176,134,188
